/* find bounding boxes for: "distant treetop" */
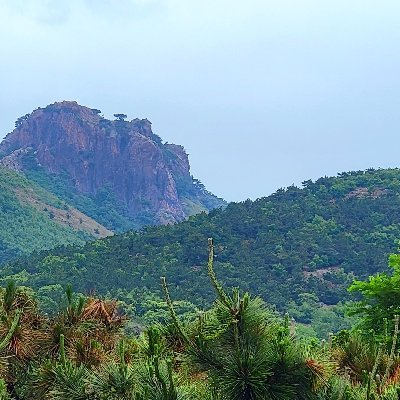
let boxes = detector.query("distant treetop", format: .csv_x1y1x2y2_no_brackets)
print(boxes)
113,113,127,121
15,114,30,128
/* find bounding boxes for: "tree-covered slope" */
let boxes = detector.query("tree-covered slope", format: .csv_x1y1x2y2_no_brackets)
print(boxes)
0,166,112,263
3,168,400,322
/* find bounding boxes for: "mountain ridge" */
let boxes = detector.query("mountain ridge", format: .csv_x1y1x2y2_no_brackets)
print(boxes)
0,101,225,231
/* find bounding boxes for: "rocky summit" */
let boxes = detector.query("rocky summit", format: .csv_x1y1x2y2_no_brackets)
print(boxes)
0,101,225,230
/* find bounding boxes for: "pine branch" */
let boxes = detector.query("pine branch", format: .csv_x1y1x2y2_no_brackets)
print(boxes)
161,277,189,344
382,314,400,387
59,334,67,367
0,310,20,351
207,238,231,307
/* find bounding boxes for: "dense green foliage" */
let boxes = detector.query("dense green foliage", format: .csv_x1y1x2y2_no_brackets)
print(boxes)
2,243,400,399
0,167,92,264
3,168,400,333
349,252,400,338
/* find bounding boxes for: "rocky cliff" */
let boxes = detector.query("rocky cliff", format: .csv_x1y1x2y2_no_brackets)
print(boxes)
0,101,225,229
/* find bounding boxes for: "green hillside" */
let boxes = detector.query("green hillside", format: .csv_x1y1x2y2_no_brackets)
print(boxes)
3,168,400,332
0,167,112,263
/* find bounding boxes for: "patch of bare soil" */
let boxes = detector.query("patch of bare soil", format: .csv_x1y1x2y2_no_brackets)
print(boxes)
345,187,388,199
303,265,341,278
15,188,113,238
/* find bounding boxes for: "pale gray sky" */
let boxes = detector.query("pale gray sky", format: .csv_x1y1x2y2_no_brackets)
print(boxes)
1,0,399,201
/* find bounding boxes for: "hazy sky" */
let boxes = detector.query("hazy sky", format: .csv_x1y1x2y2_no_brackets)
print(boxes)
1,1,399,201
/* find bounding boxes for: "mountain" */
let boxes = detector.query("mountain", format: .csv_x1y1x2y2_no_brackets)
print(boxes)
0,166,112,263
0,101,225,231
3,168,400,330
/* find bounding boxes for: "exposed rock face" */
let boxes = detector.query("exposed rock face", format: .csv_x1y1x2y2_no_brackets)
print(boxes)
0,148,32,172
0,101,225,227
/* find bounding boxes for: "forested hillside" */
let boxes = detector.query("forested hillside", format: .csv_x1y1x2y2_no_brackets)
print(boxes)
0,167,111,263
3,168,400,333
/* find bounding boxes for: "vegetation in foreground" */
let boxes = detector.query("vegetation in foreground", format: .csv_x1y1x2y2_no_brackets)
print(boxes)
2,240,400,399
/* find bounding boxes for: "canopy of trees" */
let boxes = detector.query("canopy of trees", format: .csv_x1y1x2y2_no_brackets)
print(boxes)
2,242,400,399
4,169,400,334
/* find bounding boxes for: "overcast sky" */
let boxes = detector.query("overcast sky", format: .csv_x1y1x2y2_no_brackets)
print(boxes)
1,1,399,201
